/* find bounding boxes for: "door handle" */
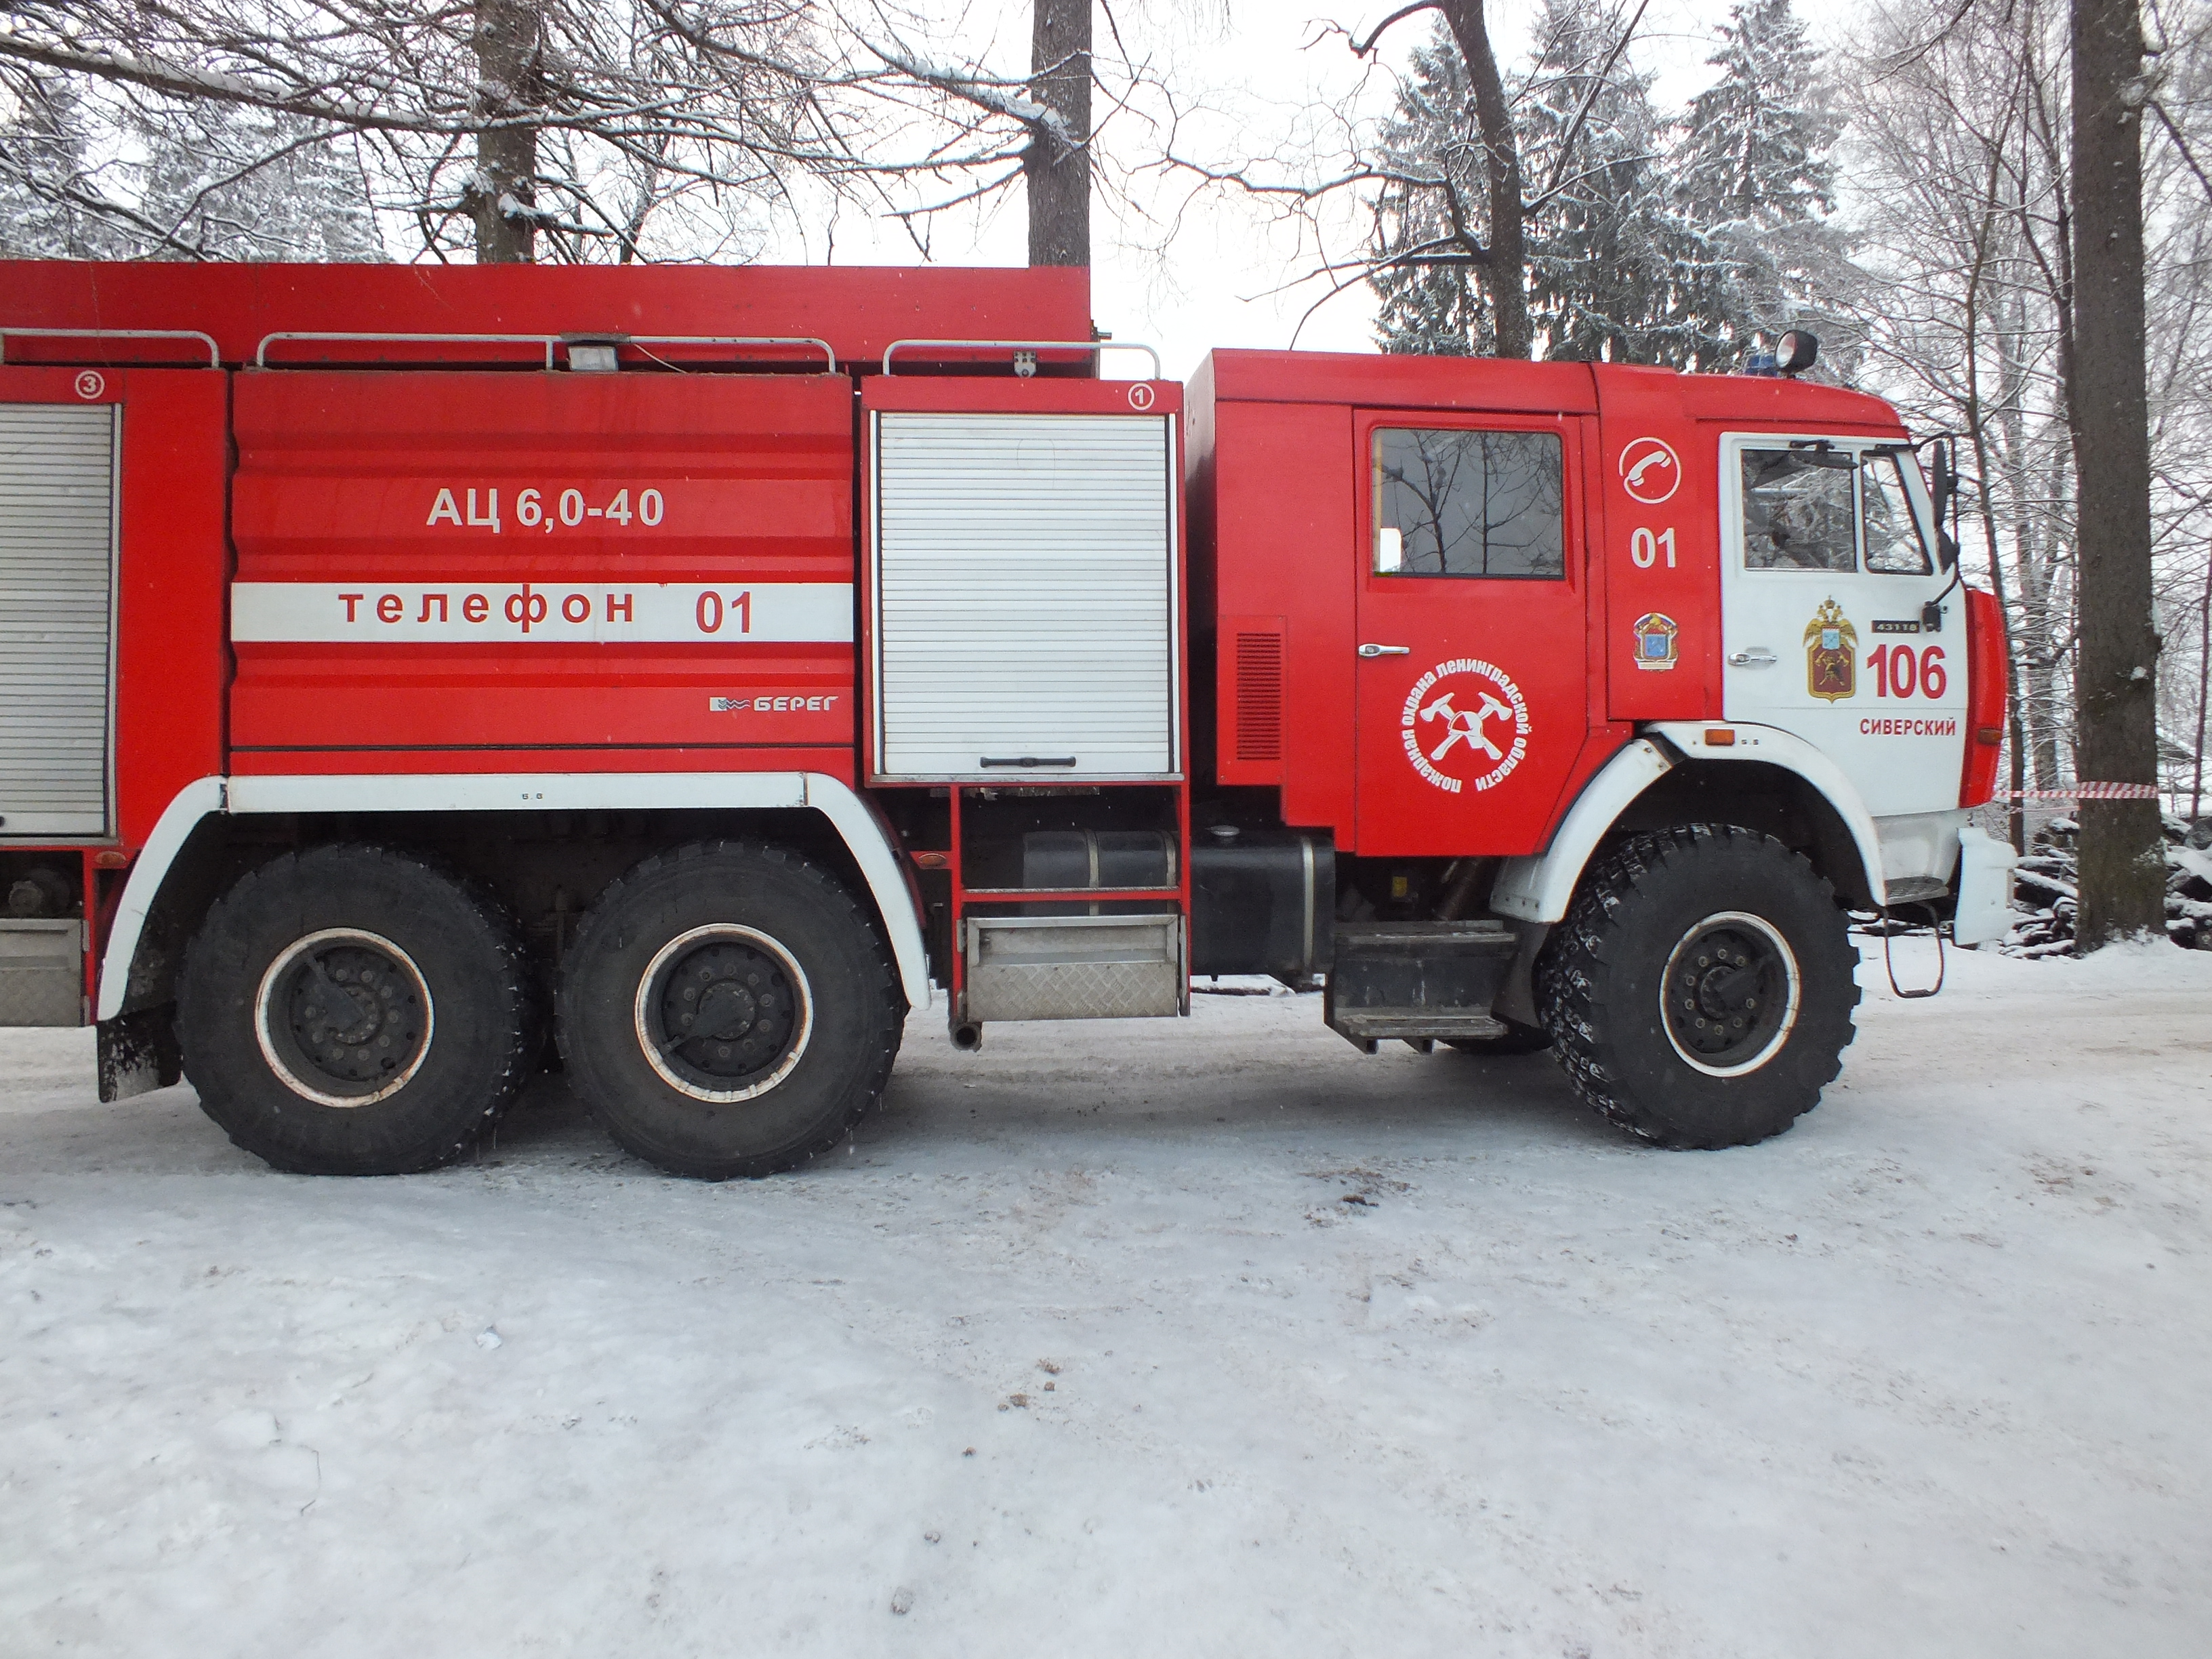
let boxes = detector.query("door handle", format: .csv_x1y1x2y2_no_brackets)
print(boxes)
1357,643,1410,658
1728,648,1778,667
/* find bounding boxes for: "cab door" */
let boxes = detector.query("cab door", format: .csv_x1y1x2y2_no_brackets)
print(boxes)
1353,413,1593,856
1717,436,1965,819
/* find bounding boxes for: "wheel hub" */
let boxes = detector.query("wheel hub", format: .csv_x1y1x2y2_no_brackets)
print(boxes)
638,926,812,1101
1660,912,1801,1077
255,929,434,1105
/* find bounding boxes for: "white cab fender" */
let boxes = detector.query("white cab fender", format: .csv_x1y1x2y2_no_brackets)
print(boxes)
1492,725,1893,925
1492,739,1673,924
1644,723,1888,907
98,771,932,1021
1952,825,2019,947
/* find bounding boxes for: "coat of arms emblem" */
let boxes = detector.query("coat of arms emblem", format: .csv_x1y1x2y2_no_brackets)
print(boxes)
1803,598,1857,702
1632,611,1679,670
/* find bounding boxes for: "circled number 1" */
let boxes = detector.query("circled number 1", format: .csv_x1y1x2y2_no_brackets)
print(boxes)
1631,526,1676,569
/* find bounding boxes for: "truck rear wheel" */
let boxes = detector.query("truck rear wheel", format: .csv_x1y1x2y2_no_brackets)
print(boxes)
176,846,535,1174
1535,825,1859,1147
556,842,902,1179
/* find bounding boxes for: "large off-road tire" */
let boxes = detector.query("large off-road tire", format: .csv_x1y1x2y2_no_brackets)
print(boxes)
556,842,903,1180
1535,825,1859,1147
177,845,535,1174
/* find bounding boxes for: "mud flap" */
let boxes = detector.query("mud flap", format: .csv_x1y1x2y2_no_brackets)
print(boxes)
97,1004,182,1102
1952,826,2018,947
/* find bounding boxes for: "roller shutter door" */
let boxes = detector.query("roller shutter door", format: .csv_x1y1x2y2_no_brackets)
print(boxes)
0,405,117,839
872,412,1177,780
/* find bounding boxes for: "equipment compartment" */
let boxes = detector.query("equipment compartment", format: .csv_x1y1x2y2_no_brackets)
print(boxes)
870,411,1179,781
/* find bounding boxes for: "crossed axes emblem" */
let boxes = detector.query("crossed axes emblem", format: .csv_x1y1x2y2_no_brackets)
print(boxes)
1418,689,1514,764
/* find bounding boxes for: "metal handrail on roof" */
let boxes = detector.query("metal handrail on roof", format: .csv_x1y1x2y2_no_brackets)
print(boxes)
880,337,1162,378
0,327,222,368
253,331,838,372
618,335,837,373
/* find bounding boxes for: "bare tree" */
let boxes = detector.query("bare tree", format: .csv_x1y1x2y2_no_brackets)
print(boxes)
1844,0,2080,848
0,2,1133,264
1432,1,1530,356
1158,0,1659,357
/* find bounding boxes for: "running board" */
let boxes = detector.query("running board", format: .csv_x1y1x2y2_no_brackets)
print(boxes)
1325,921,1516,1053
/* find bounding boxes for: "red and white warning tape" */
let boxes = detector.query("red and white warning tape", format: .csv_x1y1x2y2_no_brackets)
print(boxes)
2003,783,2166,800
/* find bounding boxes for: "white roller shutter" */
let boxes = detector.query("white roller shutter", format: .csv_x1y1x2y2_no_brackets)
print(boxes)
872,412,1177,780
0,405,117,839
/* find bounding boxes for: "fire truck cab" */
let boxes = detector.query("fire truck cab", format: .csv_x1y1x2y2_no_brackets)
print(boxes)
0,261,2012,1179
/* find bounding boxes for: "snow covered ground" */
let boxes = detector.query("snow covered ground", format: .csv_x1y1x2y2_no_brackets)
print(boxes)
3,941,2210,1658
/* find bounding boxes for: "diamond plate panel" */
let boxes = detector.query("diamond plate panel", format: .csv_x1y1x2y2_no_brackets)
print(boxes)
0,920,83,1026
965,915,1183,1022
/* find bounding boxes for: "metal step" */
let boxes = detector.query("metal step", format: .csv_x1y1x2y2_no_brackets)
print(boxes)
1324,920,1516,1052
1885,876,1950,905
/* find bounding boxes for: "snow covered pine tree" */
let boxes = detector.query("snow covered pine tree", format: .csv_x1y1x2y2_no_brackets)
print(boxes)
1371,0,1845,367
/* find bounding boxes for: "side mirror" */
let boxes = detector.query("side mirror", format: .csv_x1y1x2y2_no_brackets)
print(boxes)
1928,440,1961,569
1929,442,1958,514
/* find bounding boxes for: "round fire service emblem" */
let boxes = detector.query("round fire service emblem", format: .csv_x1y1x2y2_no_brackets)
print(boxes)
1400,658,1530,795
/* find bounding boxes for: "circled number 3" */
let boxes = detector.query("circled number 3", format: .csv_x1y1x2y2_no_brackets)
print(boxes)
1631,526,1676,569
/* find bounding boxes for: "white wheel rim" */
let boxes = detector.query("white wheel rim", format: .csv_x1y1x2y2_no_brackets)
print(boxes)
1660,910,1802,1078
254,927,435,1107
632,924,815,1103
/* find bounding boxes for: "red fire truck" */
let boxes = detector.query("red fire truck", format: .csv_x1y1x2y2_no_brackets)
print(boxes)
0,260,2012,1178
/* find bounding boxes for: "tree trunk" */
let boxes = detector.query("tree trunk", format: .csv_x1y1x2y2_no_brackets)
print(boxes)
1437,0,1530,359
2192,554,2210,821
2068,0,2165,945
1025,0,1090,268
470,0,541,264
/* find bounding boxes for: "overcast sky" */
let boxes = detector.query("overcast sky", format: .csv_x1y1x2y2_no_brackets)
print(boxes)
766,1,1829,377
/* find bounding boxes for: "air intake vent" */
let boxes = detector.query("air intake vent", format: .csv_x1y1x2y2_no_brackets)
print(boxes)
1234,630,1283,762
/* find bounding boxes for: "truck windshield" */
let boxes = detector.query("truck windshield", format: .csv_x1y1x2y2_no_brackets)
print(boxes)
1372,428,1564,579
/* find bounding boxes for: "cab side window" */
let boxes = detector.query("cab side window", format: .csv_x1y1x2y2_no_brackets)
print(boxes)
1373,428,1564,579
1741,448,1856,571
1860,451,1933,574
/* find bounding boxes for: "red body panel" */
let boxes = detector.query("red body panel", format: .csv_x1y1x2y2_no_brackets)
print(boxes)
1593,368,1723,722
1203,392,1357,827
228,370,857,764
0,260,1091,374
1961,585,2009,807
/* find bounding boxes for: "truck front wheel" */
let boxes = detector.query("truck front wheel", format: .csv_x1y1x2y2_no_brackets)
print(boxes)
556,842,903,1179
1536,825,1860,1147
176,846,535,1174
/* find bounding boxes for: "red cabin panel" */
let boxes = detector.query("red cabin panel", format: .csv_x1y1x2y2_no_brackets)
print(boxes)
228,370,857,766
